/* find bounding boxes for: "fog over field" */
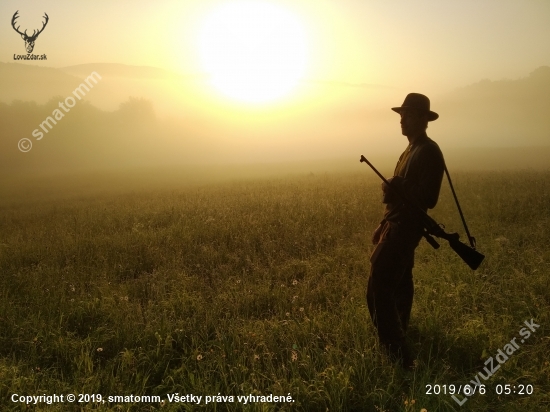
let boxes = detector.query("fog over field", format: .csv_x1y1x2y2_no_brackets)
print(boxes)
1,63,549,179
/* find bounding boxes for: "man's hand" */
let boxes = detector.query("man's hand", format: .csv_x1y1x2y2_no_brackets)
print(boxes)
372,223,384,245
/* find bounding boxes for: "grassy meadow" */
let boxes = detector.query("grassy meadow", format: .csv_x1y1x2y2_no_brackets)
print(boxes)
0,169,549,411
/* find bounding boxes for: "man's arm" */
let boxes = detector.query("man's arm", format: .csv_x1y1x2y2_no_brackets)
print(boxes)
372,222,384,244
401,142,445,210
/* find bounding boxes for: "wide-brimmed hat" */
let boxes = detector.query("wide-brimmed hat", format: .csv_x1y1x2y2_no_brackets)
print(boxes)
391,93,439,121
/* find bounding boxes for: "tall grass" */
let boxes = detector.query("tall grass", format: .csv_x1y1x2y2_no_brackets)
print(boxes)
0,170,548,411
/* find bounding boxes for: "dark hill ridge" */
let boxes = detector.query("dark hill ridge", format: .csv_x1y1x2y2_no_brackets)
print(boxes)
434,66,550,147
445,66,550,99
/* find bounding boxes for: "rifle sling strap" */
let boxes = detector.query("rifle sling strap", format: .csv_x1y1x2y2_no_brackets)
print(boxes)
443,163,477,249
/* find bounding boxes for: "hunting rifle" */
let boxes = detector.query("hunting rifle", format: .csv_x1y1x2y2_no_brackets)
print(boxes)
360,154,485,270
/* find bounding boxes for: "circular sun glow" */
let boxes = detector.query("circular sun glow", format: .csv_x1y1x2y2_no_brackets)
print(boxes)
198,1,308,104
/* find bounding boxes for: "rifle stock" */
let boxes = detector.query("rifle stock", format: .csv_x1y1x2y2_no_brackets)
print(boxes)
449,238,485,270
360,154,485,270
427,223,485,270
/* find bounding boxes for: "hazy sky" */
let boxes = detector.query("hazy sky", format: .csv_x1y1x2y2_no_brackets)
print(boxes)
1,0,549,97
1,1,549,171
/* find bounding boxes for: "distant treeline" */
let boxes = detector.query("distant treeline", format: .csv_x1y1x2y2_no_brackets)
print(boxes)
0,97,166,172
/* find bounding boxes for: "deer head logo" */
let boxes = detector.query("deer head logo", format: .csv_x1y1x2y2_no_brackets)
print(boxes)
11,11,49,53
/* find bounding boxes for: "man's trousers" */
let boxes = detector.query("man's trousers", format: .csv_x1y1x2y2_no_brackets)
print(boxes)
366,221,422,354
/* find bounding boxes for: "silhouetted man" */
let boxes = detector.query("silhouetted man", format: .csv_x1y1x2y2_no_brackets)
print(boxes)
367,93,444,368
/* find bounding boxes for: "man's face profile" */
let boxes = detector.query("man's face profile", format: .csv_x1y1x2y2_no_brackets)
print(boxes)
399,109,428,137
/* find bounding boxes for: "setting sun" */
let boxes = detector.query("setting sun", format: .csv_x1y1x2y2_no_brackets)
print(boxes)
197,1,308,104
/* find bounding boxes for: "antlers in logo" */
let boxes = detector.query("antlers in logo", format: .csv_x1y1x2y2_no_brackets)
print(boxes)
12,11,49,53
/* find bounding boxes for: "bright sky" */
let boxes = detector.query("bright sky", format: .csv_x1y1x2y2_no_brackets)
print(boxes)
1,0,549,96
